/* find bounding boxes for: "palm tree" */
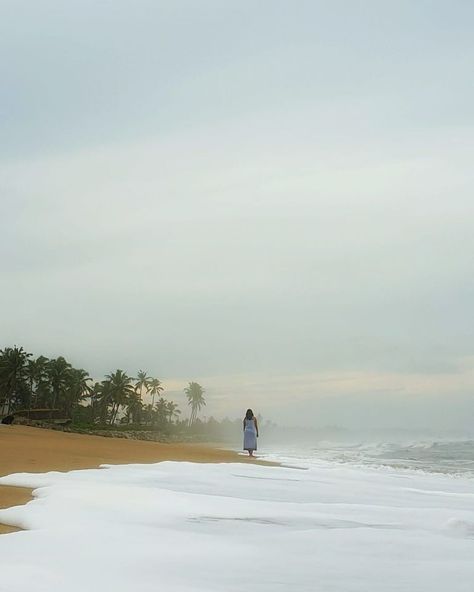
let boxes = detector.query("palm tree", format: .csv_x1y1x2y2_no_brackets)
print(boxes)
64,368,92,416
0,346,31,414
135,370,150,401
148,378,164,408
154,397,169,428
102,370,135,425
125,391,143,424
166,400,181,423
25,356,49,409
89,381,102,423
96,381,112,425
184,382,206,425
46,357,73,411
142,403,154,426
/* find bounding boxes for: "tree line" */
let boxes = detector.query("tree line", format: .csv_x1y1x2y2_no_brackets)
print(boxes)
0,346,206,428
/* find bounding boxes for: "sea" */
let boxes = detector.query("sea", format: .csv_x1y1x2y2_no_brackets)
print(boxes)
259,437,474,477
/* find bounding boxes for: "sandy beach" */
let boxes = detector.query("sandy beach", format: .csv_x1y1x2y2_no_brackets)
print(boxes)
0,425,262,534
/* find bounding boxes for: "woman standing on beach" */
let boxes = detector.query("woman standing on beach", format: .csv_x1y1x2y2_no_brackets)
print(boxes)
243,409,259,457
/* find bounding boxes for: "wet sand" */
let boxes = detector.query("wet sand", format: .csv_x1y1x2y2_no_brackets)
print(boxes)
0,425,267,534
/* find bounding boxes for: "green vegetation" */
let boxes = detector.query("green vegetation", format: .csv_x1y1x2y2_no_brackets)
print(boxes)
0,345,208,434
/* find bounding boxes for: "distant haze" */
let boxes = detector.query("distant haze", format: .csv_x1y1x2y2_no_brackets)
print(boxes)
1,1,473,430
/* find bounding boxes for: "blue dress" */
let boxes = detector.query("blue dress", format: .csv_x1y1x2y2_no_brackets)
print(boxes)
243,418,257,451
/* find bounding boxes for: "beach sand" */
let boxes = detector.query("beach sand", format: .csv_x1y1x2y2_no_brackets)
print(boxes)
0,425,263,534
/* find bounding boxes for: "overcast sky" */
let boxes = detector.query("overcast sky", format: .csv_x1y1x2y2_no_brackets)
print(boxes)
1,1,473,429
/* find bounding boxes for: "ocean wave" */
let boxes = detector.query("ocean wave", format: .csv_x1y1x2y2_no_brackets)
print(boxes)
261,439,474,478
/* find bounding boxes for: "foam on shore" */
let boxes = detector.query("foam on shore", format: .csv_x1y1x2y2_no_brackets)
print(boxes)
1,460,473,591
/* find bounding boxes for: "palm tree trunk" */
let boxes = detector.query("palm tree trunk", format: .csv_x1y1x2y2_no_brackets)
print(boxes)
108,404,115,425
113,404,121,425
28,377,34,419
5,393,12,415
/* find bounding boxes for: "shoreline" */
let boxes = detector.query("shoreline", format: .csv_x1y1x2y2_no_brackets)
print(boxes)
0,425,274,535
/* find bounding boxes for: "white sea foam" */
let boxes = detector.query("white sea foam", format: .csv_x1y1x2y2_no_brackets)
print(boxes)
0,460,473,591
258,438,474,476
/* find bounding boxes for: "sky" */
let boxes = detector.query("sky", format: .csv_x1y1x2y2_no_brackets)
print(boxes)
1,1,473,430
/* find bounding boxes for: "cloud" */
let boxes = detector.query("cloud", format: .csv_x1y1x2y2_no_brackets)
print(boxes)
1,1,473,429
181,357,474,429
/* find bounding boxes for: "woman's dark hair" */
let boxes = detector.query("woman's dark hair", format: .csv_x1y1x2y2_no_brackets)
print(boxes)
245,409,254,420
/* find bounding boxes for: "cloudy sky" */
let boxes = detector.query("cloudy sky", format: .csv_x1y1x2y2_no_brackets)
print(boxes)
1,1,473,429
